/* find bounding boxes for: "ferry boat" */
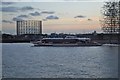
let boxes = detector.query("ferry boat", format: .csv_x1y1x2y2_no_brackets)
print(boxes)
32,36,102,47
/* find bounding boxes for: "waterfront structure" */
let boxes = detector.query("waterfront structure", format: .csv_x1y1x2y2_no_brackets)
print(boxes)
101,1,120,34
32,36,102,47
16,20,42,35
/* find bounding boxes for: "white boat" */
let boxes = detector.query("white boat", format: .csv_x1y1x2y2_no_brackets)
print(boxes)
32,36,102,47
103,44,120,47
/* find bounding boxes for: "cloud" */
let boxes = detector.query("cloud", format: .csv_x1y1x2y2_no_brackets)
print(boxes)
46,15,59,20
20,6,34,11
88,19,92,21
1,7,18,12
1,6,35,12
2,2,15,5
18,15,29,18
12,17,23,21
29,11,41,16
2,20,13,23
12,14,29,21
41,11,55,14
74,15,86,18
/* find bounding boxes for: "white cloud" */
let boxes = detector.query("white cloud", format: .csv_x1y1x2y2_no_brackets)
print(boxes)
46,15,59,20
29,11,41,16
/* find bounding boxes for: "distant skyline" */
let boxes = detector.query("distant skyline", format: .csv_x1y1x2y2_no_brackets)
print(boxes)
1,1,105,34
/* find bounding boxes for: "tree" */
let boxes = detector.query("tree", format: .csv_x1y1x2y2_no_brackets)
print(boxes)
101,1,120,34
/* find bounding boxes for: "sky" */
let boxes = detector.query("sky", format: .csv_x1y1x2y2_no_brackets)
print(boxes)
1,0,107,34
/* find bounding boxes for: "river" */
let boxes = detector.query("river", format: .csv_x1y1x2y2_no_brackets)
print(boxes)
2,43,118,78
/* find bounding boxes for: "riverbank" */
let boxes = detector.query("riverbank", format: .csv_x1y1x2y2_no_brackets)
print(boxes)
1,39,119,45
1,33,120,44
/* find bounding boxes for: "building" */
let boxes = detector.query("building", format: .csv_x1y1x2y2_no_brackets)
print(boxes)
16,20,42,35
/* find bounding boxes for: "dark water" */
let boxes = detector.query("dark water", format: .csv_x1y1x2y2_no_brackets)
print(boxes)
0,44,2,79
2,43,118,78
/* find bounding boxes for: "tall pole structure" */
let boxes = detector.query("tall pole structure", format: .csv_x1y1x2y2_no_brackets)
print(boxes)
101,0,119,44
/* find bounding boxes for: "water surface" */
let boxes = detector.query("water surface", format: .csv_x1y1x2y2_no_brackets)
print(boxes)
2,43,118,78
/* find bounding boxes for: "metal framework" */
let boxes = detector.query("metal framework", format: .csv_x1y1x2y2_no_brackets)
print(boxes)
101,1,120,34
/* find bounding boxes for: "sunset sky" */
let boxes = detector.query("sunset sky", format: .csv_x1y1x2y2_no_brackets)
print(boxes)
1,0,106,34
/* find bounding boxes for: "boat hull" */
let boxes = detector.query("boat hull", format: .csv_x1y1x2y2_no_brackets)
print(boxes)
34,43,102,47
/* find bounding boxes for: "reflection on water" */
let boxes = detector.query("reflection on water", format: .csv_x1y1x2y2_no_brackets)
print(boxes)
2,43,118,78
